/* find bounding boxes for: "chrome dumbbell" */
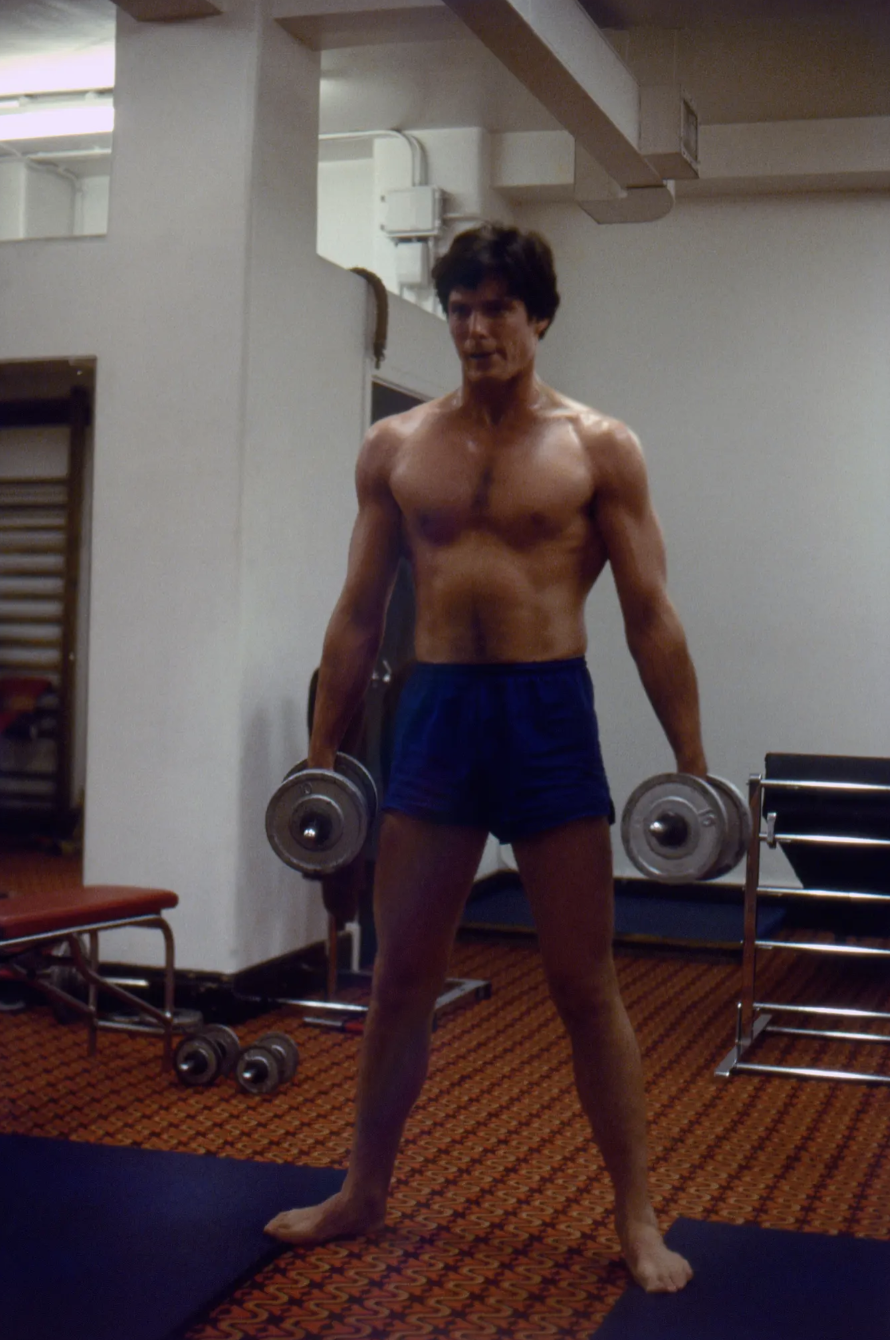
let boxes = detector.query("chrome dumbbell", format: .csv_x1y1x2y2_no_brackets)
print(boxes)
174,1025,241,1087
265,754,377,877
234,1032,300,1095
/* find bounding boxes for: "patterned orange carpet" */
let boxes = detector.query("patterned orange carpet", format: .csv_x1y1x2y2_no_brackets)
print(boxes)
3,852,890,1338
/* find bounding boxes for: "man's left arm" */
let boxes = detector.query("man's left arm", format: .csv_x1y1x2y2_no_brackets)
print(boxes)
590,420,708,777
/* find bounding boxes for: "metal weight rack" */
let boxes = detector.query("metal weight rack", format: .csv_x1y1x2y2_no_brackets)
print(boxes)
273,911,491,1033
717,754,890,1084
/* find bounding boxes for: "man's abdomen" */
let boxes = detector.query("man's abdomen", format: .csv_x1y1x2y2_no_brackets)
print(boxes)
411,537,593,664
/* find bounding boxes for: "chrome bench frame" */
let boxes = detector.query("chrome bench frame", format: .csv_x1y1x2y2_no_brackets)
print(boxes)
1,905,177,1068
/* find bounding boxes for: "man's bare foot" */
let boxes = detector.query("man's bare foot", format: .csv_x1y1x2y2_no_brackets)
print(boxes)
264,1190,385,1246
619,1218,693,1293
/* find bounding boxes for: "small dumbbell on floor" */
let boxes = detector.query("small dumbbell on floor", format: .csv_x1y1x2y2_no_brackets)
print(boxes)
235,1032,300,1095
621,773,752,883
265,753,378,877
174,1025,241,1087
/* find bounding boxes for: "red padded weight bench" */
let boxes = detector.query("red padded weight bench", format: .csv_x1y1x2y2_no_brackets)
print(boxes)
0,885,179,1068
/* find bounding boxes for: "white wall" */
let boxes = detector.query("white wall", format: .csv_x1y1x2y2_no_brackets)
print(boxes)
317,155,375,273
76,173,111,237
85,6,261,967
236,16,370,965
0,162,109,242
521,193,890,881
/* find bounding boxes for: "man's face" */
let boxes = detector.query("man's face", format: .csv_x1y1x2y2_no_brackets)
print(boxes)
446,276,548,384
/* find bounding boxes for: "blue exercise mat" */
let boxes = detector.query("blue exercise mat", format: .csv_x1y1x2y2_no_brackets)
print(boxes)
464,881,785,944
593,1217,890,1340
0,1132,345,1340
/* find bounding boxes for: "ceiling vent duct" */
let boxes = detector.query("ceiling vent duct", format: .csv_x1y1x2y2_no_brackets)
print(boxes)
640,86,700,181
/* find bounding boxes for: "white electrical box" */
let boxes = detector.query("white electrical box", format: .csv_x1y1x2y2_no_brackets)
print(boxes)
384,186,443,238
639,86,700,180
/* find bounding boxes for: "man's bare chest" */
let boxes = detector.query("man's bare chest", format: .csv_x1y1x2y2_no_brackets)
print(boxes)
390,422,595,548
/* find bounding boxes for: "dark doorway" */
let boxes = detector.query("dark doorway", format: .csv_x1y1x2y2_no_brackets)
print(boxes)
0,360,94,844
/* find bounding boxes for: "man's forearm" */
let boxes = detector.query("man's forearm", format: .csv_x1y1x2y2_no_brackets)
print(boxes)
308,610,383,769
627,612,708,776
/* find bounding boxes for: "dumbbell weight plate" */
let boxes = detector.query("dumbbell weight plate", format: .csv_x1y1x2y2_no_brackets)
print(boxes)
706,775,753,879
280,754,378,829
621,773,728,883
266,754,377,876
270,770,365,875
201,1024,242,1077
255,1031,299,1084
175,1033,221,1087
235,1044,282,1095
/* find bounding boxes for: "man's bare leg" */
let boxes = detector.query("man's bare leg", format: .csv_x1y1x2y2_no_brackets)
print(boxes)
266,813,488,1244
513,817,692,1293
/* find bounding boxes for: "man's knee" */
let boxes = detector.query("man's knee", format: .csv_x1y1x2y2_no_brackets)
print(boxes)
546,960,620,1032
372,959,443,1019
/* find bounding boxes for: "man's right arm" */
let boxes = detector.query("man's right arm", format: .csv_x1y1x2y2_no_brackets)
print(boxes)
308,423,403,770
590,418,708,777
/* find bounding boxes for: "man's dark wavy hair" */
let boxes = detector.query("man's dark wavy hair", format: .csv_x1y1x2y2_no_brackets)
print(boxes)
431,224,560,336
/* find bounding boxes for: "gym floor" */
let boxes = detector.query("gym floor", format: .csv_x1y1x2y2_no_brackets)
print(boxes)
3,848,890,1339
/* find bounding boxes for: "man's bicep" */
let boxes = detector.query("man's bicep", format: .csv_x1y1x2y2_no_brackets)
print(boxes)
339,438,403,623
594,430,668,622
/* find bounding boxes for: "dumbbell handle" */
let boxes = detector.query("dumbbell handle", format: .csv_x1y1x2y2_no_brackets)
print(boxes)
299,815,329,847
178,1055,206,1074
648,812,688,847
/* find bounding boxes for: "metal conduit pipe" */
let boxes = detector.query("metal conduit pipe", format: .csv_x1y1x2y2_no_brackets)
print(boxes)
318,130,427,188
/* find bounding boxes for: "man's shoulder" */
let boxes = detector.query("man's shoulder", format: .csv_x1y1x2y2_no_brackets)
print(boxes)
358,397,451,489
546,389,641,458
364,395,452,452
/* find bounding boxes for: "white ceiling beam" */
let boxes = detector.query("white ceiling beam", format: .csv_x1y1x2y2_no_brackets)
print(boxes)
273,0,460,49
273,0,442,12
493,129,674,222
573,142,674,223
492,130,576,201
686,117,890,196
111,0,224,19
493,120,890,211
441,0,663,191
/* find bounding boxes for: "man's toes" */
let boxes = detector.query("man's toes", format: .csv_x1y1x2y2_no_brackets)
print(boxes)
632,1247,693,1293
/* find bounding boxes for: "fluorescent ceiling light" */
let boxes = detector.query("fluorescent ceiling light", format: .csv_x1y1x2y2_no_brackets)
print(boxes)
0,49,116,99
0,101,114,142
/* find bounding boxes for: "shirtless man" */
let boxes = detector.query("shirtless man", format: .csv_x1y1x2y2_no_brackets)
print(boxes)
266,224,704,1293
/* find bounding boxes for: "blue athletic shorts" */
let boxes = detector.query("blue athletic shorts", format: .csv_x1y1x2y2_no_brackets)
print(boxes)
384,658,614,843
